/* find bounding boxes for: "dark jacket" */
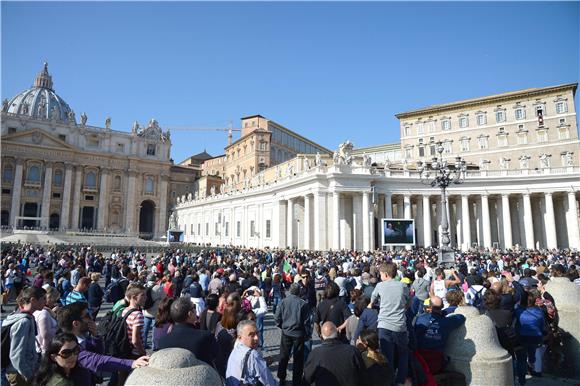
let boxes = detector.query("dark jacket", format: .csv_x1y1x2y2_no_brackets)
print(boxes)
303,338,365,386
199,309,221,335
87,282,104,307
414,312,466,351
275,294,310,338
158,323,217,366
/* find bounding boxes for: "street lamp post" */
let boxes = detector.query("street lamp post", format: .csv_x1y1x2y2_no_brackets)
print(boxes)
417,142,467,267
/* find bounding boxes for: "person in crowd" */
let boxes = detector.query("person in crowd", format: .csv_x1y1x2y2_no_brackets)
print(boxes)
369,262,411,386
56,302,149,386
275,283,310,385
465,275,487,310
414,296,466,375
225,320,278,386
87,273,103,320
57,271,73,306
199,293,221,335
314,281,351,342
429,268,461,308
442,289,464,315
411,267,430,314
215,299,241,377
187,273,205,317
4,286,46,386
303,321,365,386
158,297,217,366
34,287,60,354
356,329,393,386
270,273,284,314
514,289,546,386
483,290,517,354
244,286,268,347
32,333,79,386
352,295,378,343
64,277,90,307
152,296,174,351
142,273,166,350
208,269,224,295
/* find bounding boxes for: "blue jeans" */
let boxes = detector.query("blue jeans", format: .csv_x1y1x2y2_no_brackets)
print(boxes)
143,316,155,349
256,314,265,347
515,338,542,385
272,296,282,314
378,328,409,385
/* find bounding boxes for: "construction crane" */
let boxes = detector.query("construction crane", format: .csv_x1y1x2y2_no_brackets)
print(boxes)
167,122,242,145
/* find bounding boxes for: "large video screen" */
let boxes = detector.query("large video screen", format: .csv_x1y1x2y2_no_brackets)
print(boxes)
167,230,184,243
382,219,415,246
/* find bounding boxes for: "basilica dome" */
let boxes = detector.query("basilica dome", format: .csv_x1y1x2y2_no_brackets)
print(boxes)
5,63,76,124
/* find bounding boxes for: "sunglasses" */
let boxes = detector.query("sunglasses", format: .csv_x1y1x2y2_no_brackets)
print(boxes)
57,345,81,359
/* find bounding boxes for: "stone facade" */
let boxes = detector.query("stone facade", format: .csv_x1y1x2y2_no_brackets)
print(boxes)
396,84,578,171
1,64,172,239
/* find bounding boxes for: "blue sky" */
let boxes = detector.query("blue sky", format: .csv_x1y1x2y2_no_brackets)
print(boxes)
2,1,579,163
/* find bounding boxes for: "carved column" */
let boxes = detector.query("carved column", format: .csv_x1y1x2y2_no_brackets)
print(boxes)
403,194,412,219
40,162,53,228
287,198,294,248
566,191,580,249
97,168,109,231
544,193,557,249
383,193,393,218
353,193,363,251
71,167,83,230
304,194,311,250
9,158,24,227
501,194,513,249
461,194,471,250
125,170,138,234
60,163,73,231
362,191,370,251
314,192,327,250
481,194,492,248
157,175,169,238
522,193,535,249
423,195,432,247
332,192,341,250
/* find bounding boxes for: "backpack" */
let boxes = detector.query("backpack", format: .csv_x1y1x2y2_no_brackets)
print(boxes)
100,308,138,358
496,325,518,352
314,276,326,291
1,314,34,369
105,278,128,303
143,287,154,310
471,287,485,311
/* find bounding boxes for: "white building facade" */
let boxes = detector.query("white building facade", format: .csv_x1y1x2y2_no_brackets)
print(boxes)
175,157,580,251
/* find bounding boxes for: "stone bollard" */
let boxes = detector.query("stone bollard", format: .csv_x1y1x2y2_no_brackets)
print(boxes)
125,347,223,386
545,276,580,378
444,306,513,386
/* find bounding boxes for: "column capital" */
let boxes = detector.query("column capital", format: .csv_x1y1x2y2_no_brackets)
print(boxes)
127,169,139,177
15,157,24,166
44,161,54,169
544,192,553,197
100,166,111,174
501,193,510,198
64,162,74,170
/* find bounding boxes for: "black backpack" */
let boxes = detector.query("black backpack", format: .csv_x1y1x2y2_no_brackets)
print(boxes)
1,314,34,369
100,308,138,358
105,278,128,303
143,287,154,310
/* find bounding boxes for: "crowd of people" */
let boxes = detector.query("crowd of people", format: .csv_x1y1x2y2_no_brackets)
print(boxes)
1,243,579,386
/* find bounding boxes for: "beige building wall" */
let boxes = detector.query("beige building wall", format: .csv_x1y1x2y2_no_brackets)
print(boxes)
396,84,579,170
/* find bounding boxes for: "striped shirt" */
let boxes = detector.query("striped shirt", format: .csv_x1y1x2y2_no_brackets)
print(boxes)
122,307,144,356
65,290,88,306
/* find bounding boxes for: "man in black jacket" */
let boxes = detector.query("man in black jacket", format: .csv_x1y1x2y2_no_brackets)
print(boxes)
303,322,365,386
158,297,218,367
275,283,310,386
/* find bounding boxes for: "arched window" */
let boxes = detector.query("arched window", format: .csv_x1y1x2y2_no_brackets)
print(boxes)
145,176,154,194
113,175,122,190
3,166,13,182
53,170,63,186
27,165,40,182
85,171,96,187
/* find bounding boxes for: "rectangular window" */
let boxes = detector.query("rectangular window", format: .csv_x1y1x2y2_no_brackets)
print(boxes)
476,115,486,126
58,134,67,141
116,143,125,153
147,144,156,156
428,121,435,133
236,221,241,237
537,130,548,143
205,223,209,236
8,127,17,134
535,106,544,117
2,188,11,195
478,137,488,149
404,126,411,136
515,108,525,120
266,220,271,238
250,221,255,237
559,127,570,140
441,120,451,131
460,139,470,152
559,118,566,125
198,224,201,235
495,111,506,123
443,142,452,154
459,117,468,128
404,148,412,159
52,192,61,198
418,147,425,157
429,143,436,156
87,137,99,148
225,222,229,237
497,136,508,147
190,223,194,235
215,223,219,236
556,101,567,114
416,123,424,135
517,133,528,145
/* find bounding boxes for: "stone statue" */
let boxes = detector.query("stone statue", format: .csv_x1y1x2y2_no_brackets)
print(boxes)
148,118,159,129
168,211,178,229
210,185,216,196
315,152,321,167
194,191,199,200
105,117,111,130
80,112,88,126
275,166,282,179
539,153,551,168
287,163,294,176
384,159,391,170
68,110,76,123
519,155,530,169
303,156,311,170
336,140,354,165
2,99,9,112
499,157,510,170
333,151,341,165
176,196,181,204
21,103,29,115
402,159,409,171
132,121,140,134
479,159,489,171
187,193,192,201
564,151,573,166
362,152,372,167
217,184,222,194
